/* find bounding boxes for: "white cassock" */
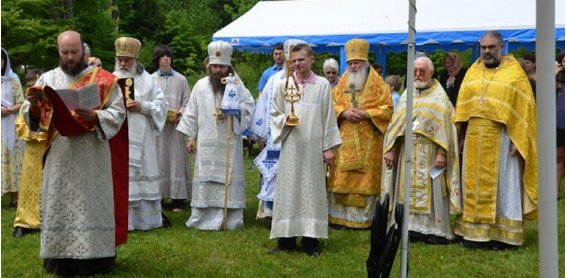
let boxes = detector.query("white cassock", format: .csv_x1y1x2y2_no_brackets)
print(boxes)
177,75,255,230
269,74,342,239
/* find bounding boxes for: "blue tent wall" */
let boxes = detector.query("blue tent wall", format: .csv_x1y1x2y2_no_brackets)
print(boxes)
216,27,565,77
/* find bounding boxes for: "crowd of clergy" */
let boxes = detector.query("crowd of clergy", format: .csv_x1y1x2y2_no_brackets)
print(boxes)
1,28,558,275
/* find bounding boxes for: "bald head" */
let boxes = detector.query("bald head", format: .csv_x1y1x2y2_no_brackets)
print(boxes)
57,31,82,48
57,30,86,75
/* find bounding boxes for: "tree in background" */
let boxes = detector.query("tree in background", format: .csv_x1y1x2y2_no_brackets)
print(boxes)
1,0,118,74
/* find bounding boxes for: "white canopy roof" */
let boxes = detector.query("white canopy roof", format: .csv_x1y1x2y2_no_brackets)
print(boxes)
214,0,565,54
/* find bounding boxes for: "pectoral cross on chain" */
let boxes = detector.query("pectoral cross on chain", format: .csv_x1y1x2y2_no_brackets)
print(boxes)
347,83,359,108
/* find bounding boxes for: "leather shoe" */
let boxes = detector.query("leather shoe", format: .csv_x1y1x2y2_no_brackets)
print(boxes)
425,235,451,245
13,227,24,238
305,247,321,257
162,213,172,228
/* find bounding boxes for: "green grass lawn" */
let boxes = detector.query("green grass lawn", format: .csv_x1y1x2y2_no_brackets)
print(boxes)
1,155,565,277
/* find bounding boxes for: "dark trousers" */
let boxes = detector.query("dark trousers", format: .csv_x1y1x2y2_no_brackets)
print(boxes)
278,237,319,251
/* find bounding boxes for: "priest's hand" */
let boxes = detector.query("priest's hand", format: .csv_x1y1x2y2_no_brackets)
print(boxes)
342,108,361,123
1,106,10,117
186,138,196,154
323,149,335,165
352,109,366,121
257,138,266,151
384,150,397,169
127,100,141,112
75,108,99,124
434,153,447,168
173,111,182,123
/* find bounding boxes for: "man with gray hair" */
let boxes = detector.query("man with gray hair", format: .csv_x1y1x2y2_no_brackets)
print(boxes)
83,42,91,63
382,56,462,244
323,58,339,89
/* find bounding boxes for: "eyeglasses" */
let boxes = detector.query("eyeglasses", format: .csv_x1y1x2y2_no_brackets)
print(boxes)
325,71,337,75
413,68,429,75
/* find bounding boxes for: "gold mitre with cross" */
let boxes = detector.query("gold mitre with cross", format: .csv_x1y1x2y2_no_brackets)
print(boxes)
208,41,233,66
345,38,369,62
115,37,141,59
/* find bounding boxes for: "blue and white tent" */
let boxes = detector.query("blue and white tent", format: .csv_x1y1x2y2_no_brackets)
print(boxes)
213,0,565,72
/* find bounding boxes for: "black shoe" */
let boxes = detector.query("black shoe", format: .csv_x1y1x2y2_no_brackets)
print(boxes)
304,246,321,257
270,237,297,254
171,199,185,212
462,239,490,250
409,231,425,242
13,227,24,238
425,235,451,245
162,213,172,228
301,237,321,257
329,223,345,230
488,241,517,251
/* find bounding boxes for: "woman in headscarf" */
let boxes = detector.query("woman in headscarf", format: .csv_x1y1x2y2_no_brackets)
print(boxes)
1,47,25,208
439,52,467,107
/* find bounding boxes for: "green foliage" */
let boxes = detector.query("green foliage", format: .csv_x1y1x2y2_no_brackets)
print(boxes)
223,0,258,20
115,0,166,42
163,1,222,80
1,0,71,71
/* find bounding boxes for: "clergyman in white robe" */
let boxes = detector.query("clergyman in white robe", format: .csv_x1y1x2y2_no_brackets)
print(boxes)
270,73,342,240
115,66,168,231
177,74,254,230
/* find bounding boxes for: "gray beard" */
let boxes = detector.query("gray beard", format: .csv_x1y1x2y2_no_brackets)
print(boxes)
413,80,431,90
347,67,369,91
114,64,137,78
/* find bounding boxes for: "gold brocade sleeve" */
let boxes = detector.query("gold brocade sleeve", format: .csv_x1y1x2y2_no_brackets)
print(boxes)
15,104,48,142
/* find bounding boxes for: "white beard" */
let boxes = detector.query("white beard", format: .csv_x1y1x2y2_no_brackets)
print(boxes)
114,62,136,78
413,80,430,90
347,66,369,91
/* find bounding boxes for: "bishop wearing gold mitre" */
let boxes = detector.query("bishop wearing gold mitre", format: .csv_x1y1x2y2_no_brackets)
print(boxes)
328,38,393,229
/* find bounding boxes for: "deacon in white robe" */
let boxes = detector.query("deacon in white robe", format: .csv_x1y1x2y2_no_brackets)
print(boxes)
177,41,254,230
114,37,168,231
151,45,192,210
250,39,307,220
269,44,341,256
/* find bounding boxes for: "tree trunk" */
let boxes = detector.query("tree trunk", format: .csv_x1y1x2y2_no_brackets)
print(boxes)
65,0,73,18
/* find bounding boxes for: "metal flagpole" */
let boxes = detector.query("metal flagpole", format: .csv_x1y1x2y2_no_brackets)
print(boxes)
536,0,559,276
401,1,416,277
223,115,233,232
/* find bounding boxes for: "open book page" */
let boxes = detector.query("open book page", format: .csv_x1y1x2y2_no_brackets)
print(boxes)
55,83,101,110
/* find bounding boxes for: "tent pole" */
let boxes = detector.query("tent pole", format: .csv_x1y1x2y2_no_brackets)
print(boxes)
401,0,416,277
536,0,559,277
340,46,347,75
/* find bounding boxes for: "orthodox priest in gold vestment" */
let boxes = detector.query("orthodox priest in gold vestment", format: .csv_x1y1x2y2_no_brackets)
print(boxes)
328,39,393,229
454,31,537,249
382,57,462,244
